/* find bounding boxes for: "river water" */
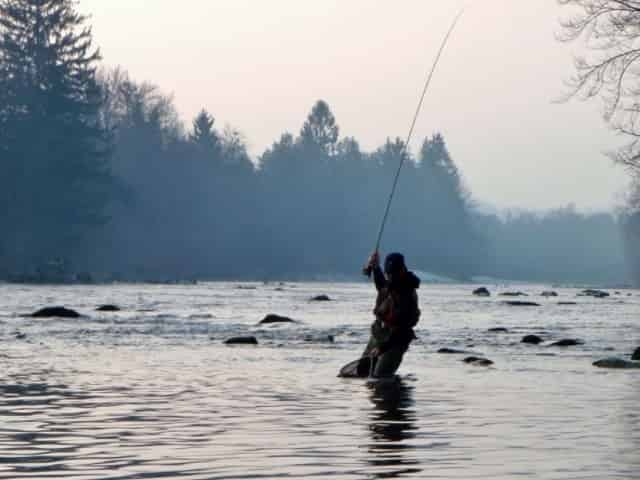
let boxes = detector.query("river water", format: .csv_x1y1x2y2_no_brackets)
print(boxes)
0,281,638,479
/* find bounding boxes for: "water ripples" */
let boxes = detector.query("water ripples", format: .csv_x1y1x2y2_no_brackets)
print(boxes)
0,282,639,478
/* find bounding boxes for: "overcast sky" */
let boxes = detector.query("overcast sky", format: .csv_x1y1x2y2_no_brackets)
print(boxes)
79,0,630,211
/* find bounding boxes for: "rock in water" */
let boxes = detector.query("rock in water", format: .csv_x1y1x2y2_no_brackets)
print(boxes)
463,356,494,366
438,348,470,354
580,289,610,298
259,314,296,325
499,292,527,297
304,334,335,343
632,347,640,361
224,336,258,345
541,291,558,297
503,301,540,307
593,357,640,369
310,295,331,301
31,306,80,318
488,327,509,333
522,334,543,345
96,304,120,312
473,287,490,297
550,339,584,347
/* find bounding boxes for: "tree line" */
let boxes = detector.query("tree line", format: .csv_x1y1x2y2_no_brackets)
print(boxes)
0,0,636,285
558,0,640,284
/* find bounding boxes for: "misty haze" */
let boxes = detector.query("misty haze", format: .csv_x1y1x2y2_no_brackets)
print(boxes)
1,1,639,480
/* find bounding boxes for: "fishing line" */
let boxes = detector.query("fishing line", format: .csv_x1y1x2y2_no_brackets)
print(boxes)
371,8,465,254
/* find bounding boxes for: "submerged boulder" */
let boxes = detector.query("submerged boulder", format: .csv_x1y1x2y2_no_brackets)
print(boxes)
463,356,493,366
541,291,558,297
438,348,471,354
473,287,490,297
499,291,528,297
488,327,509,333
632,347,640,361
310,295,332,302
550,339,584,347
224,336,258,345
593,357,640,369
579,289,609,298
522,334,543,345
31,306,80,318
96,304,120,312
259,314,296,325
503,301,540,307
304,334,335,343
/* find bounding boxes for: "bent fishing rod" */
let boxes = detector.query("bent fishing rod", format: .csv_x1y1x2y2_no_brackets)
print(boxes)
364,8,465,276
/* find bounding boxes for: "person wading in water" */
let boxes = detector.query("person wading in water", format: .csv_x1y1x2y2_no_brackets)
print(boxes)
362,251,421,377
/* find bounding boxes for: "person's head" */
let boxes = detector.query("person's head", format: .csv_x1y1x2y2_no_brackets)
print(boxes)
384,252,407,282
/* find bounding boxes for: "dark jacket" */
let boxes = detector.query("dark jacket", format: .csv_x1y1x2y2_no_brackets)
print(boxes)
370,265,420,352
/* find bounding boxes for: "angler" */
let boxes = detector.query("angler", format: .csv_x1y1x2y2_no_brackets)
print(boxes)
339,8,464,379
362,251,421,377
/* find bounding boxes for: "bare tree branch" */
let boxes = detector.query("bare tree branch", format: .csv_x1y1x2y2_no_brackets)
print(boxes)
559,0,640,172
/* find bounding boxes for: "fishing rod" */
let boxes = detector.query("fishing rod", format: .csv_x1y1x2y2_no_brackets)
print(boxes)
364,8,465,276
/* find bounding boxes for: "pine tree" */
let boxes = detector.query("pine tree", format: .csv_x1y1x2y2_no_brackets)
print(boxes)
0,0,113,273
419,133,467,202
189,108,219,157
299,100,339,155
416,133,486,277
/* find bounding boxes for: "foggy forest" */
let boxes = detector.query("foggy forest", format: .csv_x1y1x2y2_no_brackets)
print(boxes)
1,0,638,286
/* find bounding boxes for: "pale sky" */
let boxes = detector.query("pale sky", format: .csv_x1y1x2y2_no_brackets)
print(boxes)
79,0,630,211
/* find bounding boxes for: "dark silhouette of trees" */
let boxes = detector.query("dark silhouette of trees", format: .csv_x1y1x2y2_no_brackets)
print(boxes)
190,109,220,158
85,68,262,280
557,1,639,285
254,101,488,279
415,134,487,277
299,99,339,155
621,178,640,284
0,0,113,276
475,205,627,284
0,5,630,287
622,212,640,285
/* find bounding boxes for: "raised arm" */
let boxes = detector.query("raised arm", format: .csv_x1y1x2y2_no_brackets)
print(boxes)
372,264,387,291
365,251,387,291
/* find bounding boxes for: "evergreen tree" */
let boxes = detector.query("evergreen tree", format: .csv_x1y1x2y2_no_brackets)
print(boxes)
220,126,252,169
189,108,219,157
0,0,113,273
419,133,468,203
299,100,339,155
414,134,486,277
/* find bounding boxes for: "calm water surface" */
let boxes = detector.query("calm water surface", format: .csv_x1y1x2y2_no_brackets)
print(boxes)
0,282,639,479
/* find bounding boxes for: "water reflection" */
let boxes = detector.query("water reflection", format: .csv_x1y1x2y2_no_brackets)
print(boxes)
366,379,421,478
620,376,640,476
